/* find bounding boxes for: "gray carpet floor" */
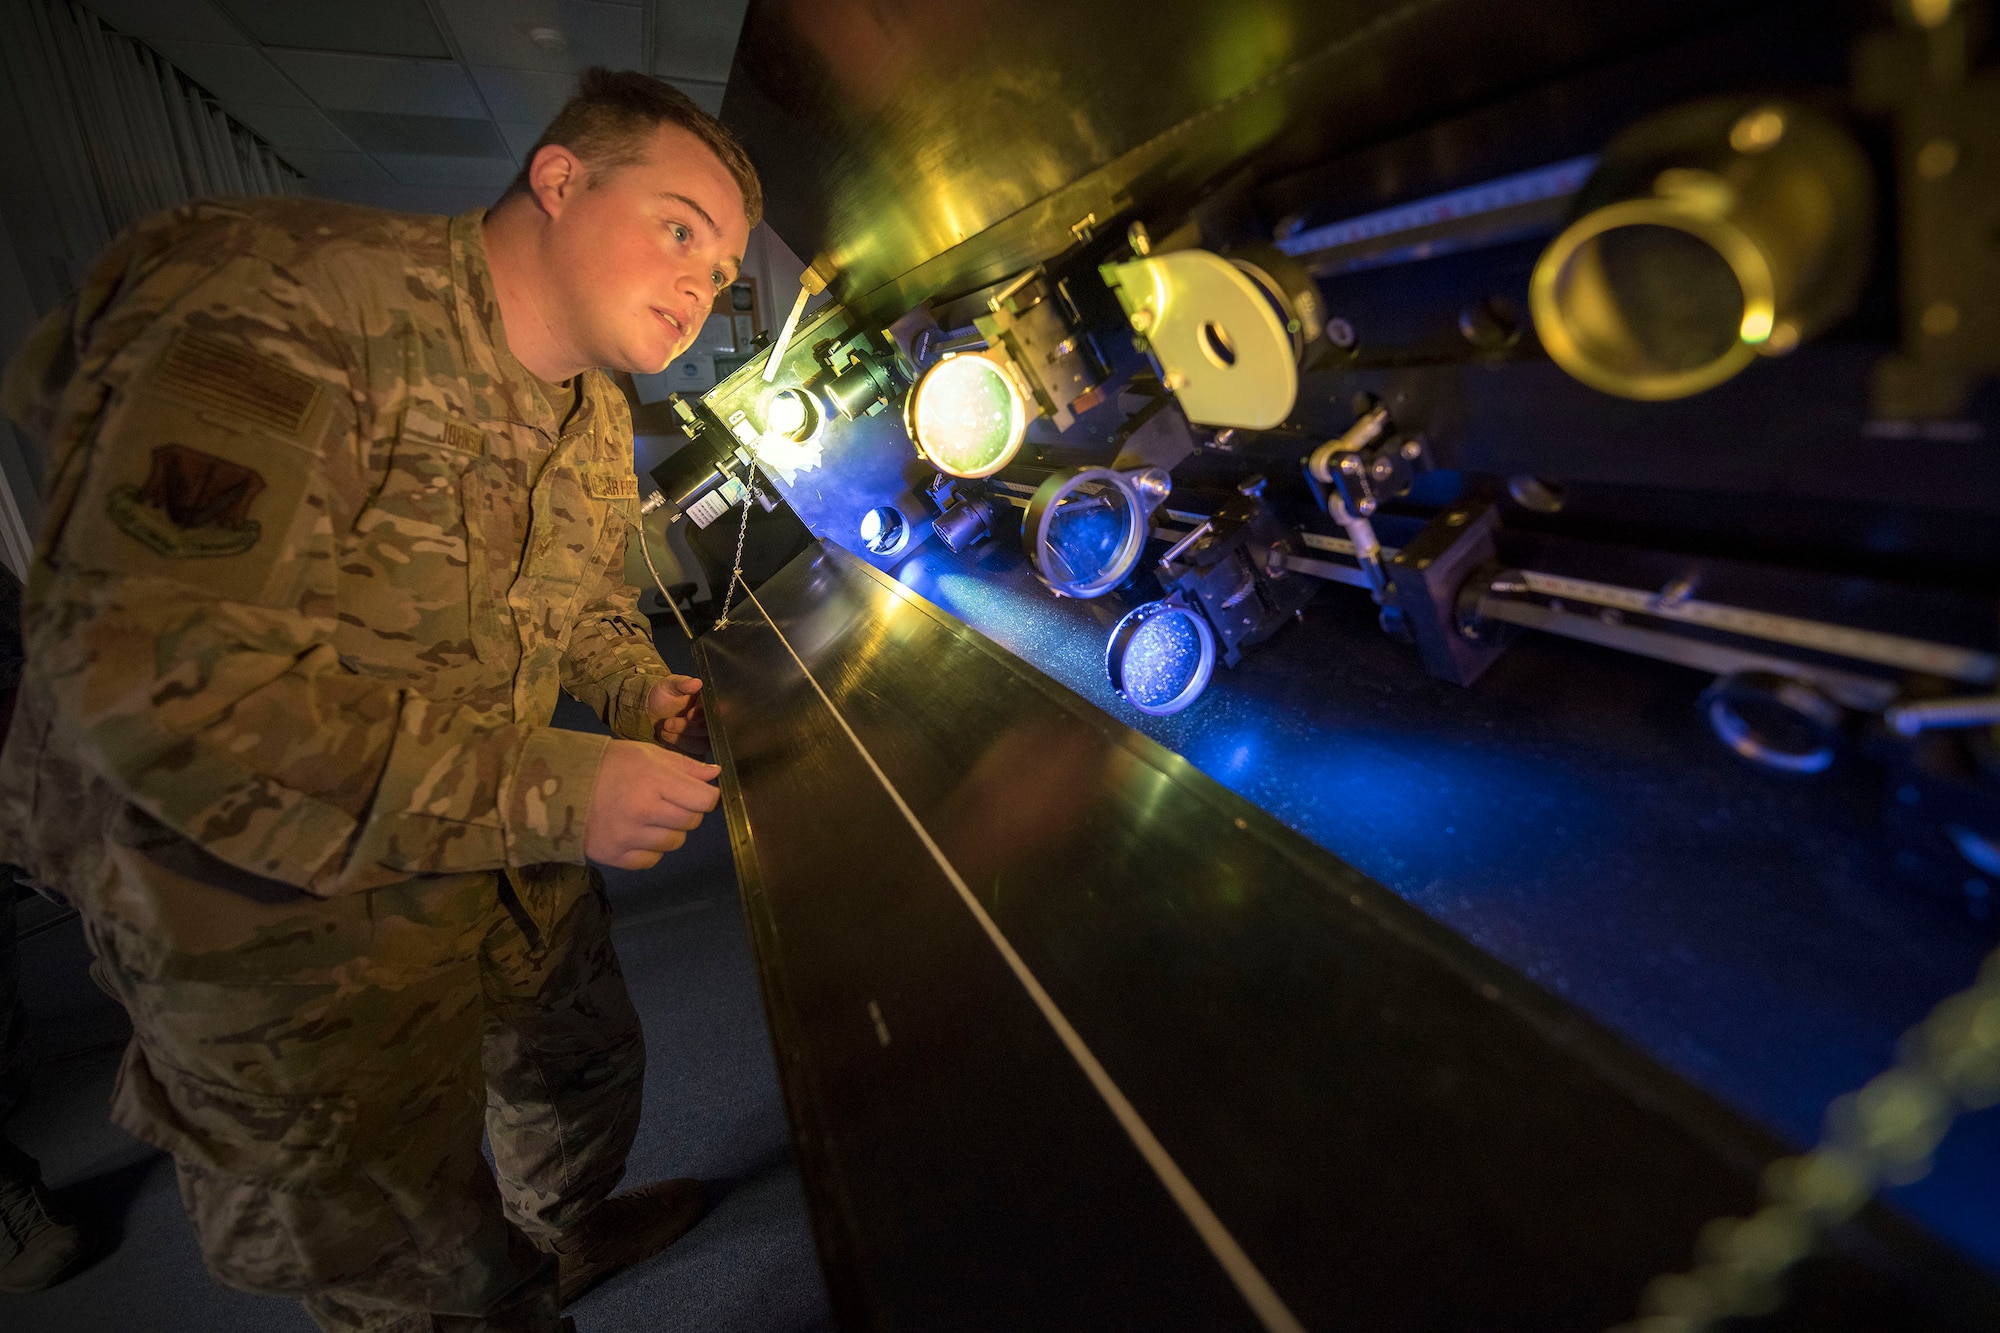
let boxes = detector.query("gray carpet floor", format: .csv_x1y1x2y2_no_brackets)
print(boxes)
0,624,833,1333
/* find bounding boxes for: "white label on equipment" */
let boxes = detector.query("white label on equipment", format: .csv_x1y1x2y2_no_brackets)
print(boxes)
687,489,730,529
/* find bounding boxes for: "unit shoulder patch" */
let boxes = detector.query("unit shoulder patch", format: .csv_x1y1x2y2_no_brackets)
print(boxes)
105,443,266,558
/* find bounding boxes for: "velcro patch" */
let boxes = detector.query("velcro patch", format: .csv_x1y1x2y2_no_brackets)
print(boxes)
583,464,638,501
398,403,484,455
153,328,322,437
106,444,266,558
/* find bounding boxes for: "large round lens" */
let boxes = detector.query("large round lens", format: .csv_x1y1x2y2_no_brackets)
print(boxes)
1106,600,1217,715
1024,466,1160,599
1045,484,1131,588
907,354,1026,478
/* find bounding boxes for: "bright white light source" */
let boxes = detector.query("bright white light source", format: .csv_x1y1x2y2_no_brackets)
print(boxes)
764,387,817,441
858,505,907,556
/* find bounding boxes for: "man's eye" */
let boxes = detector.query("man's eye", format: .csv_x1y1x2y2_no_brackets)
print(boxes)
711,270,727,289
670,224,689,243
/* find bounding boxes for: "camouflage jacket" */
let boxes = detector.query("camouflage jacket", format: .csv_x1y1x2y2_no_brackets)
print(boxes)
0,200,671,897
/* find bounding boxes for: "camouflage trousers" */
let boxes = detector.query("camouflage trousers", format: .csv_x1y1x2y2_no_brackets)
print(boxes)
77,810,645,1333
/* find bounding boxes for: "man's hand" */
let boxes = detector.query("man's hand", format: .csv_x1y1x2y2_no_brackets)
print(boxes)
645,674,708,753
585,740,720,870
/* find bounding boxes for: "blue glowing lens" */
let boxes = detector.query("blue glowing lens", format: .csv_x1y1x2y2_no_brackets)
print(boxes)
1107,601,1216,715
1123,613,1201,708
1044,488,1132,588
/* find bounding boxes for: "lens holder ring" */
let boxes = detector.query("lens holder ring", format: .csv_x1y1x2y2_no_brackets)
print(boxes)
1105,597,1218,716
1023,465,1159,599
1530,197,1775,402
905,352,1029,479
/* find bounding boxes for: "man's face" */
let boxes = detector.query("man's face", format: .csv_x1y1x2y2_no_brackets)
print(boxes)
540,123,750,375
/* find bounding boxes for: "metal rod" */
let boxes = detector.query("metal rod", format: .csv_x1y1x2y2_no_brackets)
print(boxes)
1476,596,1898,711
1885,695,2000,737
1514,570,1997,685
763,281,814,383
1159,520,1213,568
637,516,696,641
1274,551,1372,588
934,329,989,356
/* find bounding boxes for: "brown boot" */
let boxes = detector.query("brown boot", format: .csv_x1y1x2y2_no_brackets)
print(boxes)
548,1178,707,1306
0,1154,90,1294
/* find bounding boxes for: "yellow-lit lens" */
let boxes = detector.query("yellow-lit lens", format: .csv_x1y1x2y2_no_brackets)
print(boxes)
908,355,1025,478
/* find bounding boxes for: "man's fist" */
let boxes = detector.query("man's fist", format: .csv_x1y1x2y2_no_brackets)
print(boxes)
586,740,720,870
645,674,708,753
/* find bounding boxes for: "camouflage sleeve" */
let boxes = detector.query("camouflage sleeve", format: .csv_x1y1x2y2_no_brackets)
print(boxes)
14,242,604,894
561,516,675,742
1,295,80,450
560,395,673,742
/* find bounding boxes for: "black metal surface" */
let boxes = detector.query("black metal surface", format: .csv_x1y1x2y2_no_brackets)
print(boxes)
720,0,1750,323
697,541,2000,1331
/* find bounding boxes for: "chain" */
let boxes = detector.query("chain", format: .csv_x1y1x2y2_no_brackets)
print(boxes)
711,474,760,630
1610,941,2000,1331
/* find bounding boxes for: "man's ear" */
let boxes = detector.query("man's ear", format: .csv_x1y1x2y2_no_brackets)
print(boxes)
528,143,584,217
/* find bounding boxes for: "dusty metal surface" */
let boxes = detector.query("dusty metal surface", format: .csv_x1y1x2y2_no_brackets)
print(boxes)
696,542,1999,1331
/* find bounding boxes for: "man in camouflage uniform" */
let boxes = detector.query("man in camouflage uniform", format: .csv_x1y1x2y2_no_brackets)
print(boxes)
0,69,757,1331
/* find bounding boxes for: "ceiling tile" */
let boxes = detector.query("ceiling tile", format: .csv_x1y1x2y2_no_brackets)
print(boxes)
328,111,510,159
278,149,393,184
470,66,579,124
667,78,724,117
268,50,484,117
374,155,521,189
212,0,450,59
498,121,546,159
147,39,309,107
439,0,642,73
226,103,357,152
78,0,238,43
650,0,750,85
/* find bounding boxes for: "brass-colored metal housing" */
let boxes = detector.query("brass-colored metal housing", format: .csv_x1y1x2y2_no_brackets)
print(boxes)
1531,98,1873,400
